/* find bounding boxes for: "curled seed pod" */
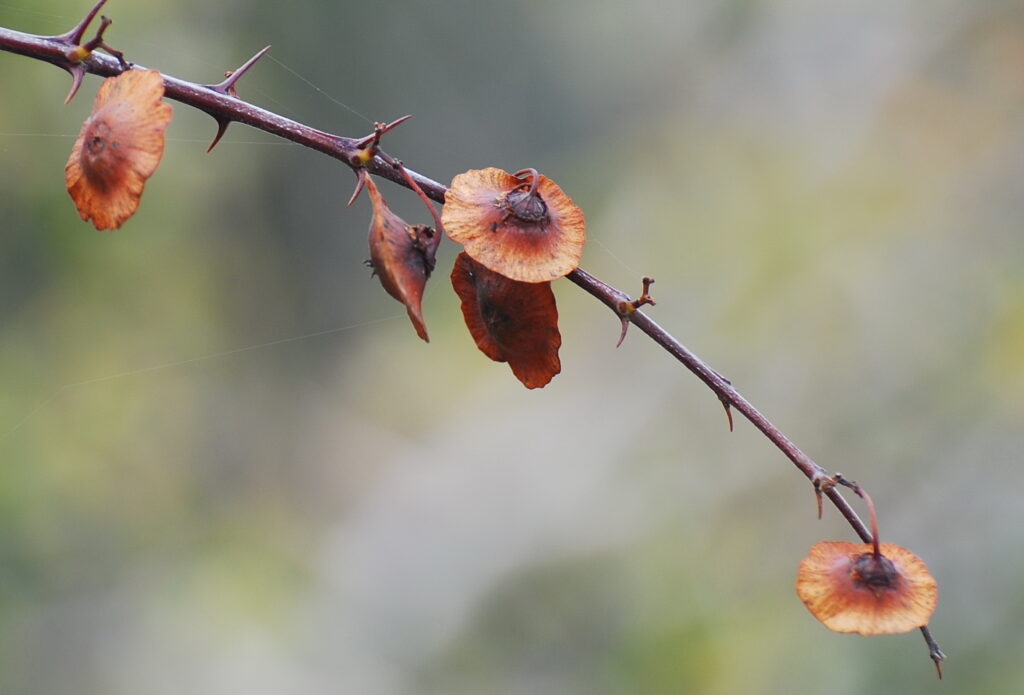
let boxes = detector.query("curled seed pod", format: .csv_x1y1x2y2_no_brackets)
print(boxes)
365,175,438,342
65,69,173,230
442,167,586,283
451,251,561,389
796,540,938,635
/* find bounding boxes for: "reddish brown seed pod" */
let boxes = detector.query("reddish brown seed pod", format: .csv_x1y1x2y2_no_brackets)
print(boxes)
365,175,438,342
451,251,561,389
64,69,173,230
441,167,586,283
796,540,938,635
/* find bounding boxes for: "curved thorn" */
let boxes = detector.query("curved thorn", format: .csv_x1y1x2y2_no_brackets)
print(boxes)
63,64,86,104
347,169,368,206
207,118,230,152
811,471,834,520
616,317,630,348
720,398,734,432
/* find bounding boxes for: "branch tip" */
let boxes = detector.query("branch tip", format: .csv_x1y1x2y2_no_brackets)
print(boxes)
639,276,656,304
921,626,945,679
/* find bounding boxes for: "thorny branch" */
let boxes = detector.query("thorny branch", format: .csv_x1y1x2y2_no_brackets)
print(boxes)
0,4,943,674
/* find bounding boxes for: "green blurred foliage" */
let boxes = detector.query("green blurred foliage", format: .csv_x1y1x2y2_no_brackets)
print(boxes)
2,1,1023,693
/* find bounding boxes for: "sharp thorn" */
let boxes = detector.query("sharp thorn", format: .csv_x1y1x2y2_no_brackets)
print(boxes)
347,169,368,206
720,399,734,432
616,317,630,348
63,65,86,104
353,114,413,149
207,119,230,152
380,113,413,134
208,45,272,96
53,0,107,44
811,471,835,520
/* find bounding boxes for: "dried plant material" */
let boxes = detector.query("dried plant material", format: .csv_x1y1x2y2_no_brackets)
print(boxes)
365,175,438,342
796,540,938,635
451,252,561,388
65,69,172,230
442,167,586,283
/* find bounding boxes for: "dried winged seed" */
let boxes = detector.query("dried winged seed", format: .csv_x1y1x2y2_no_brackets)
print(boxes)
65,69,172,230
442,167,586,283
450,252,561,388
365,176,435,342
796,541,938,635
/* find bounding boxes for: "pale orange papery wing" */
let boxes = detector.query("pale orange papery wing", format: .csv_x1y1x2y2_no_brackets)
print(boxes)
796,541,938,635
65,69,173,230
442,167,585,283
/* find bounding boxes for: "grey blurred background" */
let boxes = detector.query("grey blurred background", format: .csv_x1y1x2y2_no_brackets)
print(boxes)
2,1,1022,693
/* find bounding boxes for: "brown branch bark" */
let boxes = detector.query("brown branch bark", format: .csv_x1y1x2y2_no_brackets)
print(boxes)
0,9,943,674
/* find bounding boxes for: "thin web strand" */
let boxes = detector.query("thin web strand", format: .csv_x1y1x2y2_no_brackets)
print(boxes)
268,54,373,125
592,236,641,276
1,314,402,442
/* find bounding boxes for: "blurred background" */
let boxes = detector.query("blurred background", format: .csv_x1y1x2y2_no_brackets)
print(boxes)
2,1,1022,693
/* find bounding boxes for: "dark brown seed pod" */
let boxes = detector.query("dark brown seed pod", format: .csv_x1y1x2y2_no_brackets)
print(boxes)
451,251,561,388
365,175,438,342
